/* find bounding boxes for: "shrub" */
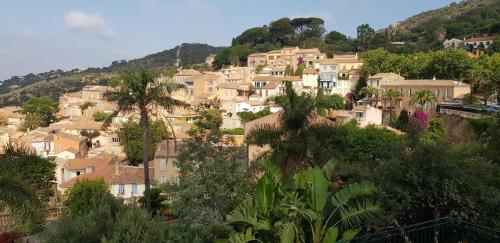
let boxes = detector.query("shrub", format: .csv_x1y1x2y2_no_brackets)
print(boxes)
221,127,244,135
93,111,110,122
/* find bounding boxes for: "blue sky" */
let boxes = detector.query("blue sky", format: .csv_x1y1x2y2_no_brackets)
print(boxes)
0,0,457,80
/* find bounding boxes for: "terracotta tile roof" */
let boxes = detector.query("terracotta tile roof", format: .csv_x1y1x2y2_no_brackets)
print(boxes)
67,118,103,130
302,68,318,74
317,58,361,65
264,81,282,89
382,79,470,87
368,72,403,80
248,53,267,57
175,69,201,76
295,48,321,54
54,132,87,142
218,83,251,91
59,163,152,188
464,36,495,42
64,156,114,170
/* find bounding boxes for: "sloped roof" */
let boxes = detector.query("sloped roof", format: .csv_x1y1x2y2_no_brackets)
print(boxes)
54,132,87,142
302,68,318,74
64,156,114,170
368,72,404,80
382,79,470,87
175,69,201,76
317,58,362,65
464,36,495,42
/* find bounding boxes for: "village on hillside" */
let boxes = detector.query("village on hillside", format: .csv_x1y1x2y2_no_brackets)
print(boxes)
1,42,498,202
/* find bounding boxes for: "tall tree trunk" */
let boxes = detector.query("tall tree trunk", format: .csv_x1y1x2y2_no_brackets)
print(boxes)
140,106,152,213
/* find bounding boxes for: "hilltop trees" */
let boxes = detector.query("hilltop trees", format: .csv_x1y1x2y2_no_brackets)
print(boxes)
20,96,59,130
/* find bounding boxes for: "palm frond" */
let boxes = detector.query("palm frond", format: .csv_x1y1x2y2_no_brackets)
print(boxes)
226,199,271,231
277,222,299,243
331,182,376,208
245,124,282,146
338,199,379,228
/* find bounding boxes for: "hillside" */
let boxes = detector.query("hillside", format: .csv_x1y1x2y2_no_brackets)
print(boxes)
0,43,224,107
385,0,500,44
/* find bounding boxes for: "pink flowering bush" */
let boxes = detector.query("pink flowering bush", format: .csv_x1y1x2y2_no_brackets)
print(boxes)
408,108,429,133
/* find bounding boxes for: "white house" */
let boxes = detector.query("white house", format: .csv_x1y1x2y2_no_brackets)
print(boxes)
443,38,463,48
464,36,495,49
350,105,382,127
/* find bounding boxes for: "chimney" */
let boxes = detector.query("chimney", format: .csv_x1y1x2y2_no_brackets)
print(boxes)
114,161,120,176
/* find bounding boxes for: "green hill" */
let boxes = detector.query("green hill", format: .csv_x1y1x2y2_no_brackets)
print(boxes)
0,43,224,107
385,0,500,46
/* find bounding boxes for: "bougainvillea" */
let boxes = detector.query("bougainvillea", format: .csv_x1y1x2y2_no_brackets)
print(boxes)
408,108,429,133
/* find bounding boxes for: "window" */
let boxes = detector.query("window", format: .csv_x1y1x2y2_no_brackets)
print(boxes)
160,176,167,184
112,137,121,143
131,183,137,195
118,184,125,195
435,89,440,97
159,159,167,170
446,89,451,98
208,80,213,86
408,89,413,97
355,112,364,118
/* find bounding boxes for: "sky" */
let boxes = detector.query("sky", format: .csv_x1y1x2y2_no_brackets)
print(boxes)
0,0,457,80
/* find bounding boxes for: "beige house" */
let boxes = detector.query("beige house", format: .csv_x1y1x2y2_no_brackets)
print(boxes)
53,133,88,159
379,79,471,111
82,85,111,101
154,140,180,184
247,53,267,68
217,83,251,101
350,105,383,127
367,73,405,88
295,48,325,68
191,73,226,100
302,68,319,92
59,161,151,200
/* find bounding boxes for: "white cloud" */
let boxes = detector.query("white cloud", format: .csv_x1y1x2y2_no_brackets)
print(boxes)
64,10,116,39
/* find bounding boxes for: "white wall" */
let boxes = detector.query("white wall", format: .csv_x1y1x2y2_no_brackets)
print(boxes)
110,183,145,199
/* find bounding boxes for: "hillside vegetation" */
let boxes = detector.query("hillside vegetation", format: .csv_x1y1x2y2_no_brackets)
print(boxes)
0,43,223,106
385,0,500,48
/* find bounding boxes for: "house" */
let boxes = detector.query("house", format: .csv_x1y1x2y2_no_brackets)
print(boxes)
367,73,405,88
443,38,463,49
217,83,251,101
270,66,286,77
59,161,151,200
464,36,495,50
53,133,88,159
205,54,216,67
192,73,225,100
302,68,319,92
31,134,54,157
247,53,267,68
251,76,302,101
66,118,103,136
60,156,114,183
350,105,383,127
173,69,201,84
295,48,325,68
379,79,471,111
154,140,180,184
82,85,111,101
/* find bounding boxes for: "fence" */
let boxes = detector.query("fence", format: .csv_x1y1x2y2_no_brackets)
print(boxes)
353,217,500,243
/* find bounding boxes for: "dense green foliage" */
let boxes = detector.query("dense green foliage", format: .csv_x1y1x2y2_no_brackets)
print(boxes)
167,108,253,242
93,111,110,122
221,127,244,135
20,96,59,130
227,160,379,243
43,187,171,243
237,109,272,123
0,144,55,235
118,120,168,166
64,180,109,215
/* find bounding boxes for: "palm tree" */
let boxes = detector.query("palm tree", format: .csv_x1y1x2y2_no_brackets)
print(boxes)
384,89,402,124
358,86,379,106
245,82,328,178
409,89,437,109
104,67,186,212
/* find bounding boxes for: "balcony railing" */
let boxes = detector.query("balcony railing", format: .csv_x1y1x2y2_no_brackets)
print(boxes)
352,217,499,243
